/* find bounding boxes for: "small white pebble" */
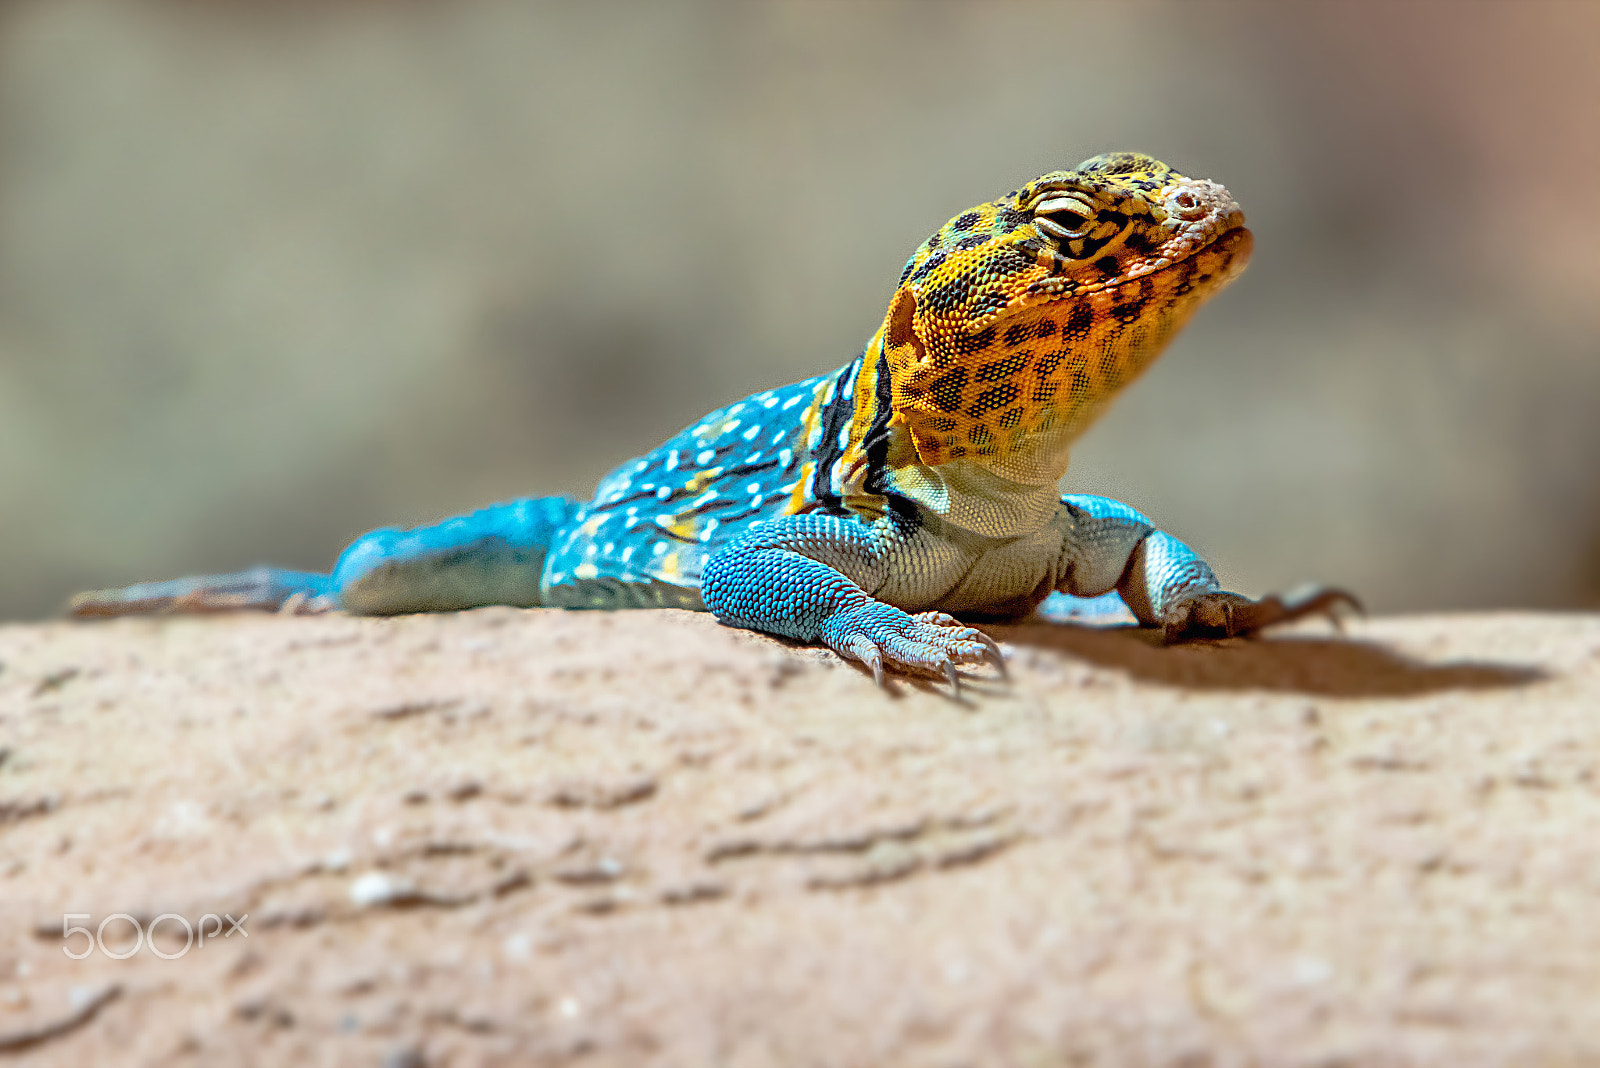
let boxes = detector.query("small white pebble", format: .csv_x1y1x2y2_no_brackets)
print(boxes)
1292,956,1332,985
68,985,108,1011
350,871,411,908
502,932,533,962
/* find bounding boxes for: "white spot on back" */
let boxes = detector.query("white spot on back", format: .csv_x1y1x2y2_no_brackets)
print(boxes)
696,449,715,465
839,360,861,403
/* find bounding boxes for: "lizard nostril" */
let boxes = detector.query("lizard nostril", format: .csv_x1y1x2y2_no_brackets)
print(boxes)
1170,189,1212,221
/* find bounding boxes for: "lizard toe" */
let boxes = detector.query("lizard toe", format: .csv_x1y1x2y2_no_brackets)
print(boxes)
841,634,885,686
913,612,1008,678
822,603,1002,686
1161,585,1363,642
1241,585,1364,632
1159,591,1242,641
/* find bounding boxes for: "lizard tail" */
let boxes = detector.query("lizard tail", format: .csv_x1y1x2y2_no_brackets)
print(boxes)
68,495,586,619
69,568,337,617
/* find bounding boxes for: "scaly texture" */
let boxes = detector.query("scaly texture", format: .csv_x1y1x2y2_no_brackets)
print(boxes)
71,152,1351,680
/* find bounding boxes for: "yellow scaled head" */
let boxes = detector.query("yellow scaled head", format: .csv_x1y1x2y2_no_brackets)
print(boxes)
881,152,1252,466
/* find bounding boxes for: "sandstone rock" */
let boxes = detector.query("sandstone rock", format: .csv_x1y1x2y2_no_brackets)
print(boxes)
0,608,1596,1066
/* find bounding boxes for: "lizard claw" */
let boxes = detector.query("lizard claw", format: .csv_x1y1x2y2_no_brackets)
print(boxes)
822,604,1002,688
976,629,1009,679
1160,585,1363,642
843,634,885,687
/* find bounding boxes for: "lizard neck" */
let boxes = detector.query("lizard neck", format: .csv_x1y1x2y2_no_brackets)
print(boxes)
878,271,1212,472
795,336,1074,539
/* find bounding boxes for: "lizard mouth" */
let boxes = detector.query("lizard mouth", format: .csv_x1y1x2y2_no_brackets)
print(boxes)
1109,215,1253,293
1200,221,1253,263
1090,219,1253,304
1016,217,1252,312
1169,222,1253,290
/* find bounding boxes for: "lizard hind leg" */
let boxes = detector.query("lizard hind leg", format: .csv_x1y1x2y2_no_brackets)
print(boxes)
332,496,580,615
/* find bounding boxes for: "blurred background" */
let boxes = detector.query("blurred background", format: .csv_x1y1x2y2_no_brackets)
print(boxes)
0,0,1596,620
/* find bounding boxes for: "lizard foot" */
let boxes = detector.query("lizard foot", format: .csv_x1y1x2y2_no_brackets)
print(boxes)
820,604,1006,689
1160,585,1362,642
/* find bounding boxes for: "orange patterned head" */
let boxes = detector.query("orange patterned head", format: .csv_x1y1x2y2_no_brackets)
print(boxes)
879,152,1252,468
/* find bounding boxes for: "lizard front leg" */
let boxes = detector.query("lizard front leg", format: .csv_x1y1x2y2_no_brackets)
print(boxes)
701,513,1003,685
1056,494,1357,639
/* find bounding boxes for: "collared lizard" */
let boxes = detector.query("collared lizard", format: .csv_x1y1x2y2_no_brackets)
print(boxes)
72,152,1352,683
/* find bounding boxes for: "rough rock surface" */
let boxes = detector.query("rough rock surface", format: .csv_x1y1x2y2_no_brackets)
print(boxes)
0,608,1597,1067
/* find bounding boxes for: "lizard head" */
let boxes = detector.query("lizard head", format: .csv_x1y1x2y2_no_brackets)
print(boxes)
877,152,1252,470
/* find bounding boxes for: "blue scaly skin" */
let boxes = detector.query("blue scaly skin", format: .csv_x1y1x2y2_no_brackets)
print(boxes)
72,153,1354,683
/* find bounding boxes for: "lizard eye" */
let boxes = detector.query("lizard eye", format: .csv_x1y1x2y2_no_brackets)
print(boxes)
1032,196,1095,243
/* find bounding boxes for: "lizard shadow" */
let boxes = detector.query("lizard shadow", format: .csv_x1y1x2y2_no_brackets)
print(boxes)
986,622,1546,698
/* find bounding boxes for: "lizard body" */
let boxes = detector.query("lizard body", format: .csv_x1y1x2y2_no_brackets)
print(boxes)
73,153,1350,680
